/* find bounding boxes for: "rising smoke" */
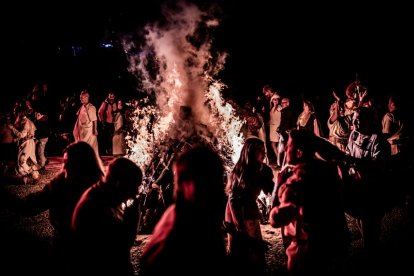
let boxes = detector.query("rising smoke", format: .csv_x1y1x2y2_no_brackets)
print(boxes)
122,0,244,171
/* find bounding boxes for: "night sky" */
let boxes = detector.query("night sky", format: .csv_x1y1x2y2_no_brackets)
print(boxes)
3,0,412,111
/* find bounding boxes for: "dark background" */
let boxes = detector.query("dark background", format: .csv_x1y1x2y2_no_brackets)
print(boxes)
3,0,412,111
1,3,413,274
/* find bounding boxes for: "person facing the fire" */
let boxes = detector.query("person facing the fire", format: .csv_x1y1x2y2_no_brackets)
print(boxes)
71,157,142,276
0,141,104,275
140,145,228,276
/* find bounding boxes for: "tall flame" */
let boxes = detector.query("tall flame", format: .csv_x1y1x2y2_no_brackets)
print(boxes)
122,1,244,173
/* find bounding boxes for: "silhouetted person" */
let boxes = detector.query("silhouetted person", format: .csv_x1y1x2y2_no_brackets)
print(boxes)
345,107,390,251
34,110,50,169
277,97,296,167
98,92,117,155
71,157,142,276
1,141,104,275
0,113,15,175
57,95,77,148
140,145,228,276
112,99,127,157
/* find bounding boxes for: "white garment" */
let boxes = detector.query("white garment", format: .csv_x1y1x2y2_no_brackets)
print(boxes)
73,103,99,155
112,112,126,156
269,106,281,142
11,117,39,177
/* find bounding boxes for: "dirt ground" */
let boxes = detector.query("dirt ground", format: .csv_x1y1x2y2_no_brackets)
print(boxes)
1,157,413,275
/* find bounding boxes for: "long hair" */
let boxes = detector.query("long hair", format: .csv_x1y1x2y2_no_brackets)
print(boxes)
303,99,315,113
104,157,143,201
63,141,104,183
226,137,265,194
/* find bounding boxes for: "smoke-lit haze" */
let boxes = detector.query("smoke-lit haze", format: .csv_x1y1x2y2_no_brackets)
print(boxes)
122,0,244,170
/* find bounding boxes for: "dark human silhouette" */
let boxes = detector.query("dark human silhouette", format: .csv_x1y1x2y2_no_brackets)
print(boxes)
1,141,104,275
140,145,229,276
71,157,143,276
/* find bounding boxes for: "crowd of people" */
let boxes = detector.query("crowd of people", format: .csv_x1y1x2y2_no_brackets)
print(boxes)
0,79,413,275
0,85,131,184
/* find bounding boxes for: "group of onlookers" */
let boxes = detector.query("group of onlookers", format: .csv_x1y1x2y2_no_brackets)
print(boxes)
230,80,413,275
71,89,128,158
1,79,413,276
0,84,51,183
0,85,131,184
